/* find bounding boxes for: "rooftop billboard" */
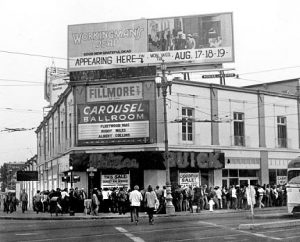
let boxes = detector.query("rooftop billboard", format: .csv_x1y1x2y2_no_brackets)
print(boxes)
68,12,234,71
44,67,69,105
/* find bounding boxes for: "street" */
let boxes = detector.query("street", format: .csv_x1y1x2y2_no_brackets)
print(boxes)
1,210,300,242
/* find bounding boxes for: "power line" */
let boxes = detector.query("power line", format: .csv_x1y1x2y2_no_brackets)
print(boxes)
238,65,300,76
0,127,35,133
0,78,44,84
0,107,42,113
0,84,42,87
0,50,67,61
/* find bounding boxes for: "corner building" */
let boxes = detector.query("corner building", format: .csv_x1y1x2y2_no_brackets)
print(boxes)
35,70,300,192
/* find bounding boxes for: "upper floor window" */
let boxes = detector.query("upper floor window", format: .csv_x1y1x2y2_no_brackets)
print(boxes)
182,108,193,141
277,116,287,148
60,121,64,145
233,112,245,146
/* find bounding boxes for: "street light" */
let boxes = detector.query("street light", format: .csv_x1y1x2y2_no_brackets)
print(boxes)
69,165,73,189
155,61,175,214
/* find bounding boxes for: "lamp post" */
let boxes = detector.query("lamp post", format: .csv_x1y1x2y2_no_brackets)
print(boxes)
69,165,73,189
155,61,175,214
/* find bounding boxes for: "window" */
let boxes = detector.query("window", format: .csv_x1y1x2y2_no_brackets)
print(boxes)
69,113,72,146
229,169,238,177
233,112,245,146
59,121,63,145
239,169,257,177
277,116,287,148
182,108,193,141
49,133,52,155
222,169,228,177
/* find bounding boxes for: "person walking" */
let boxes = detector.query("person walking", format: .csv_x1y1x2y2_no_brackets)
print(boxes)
20,189,28,213
144,185,157,225
129,185,143,225
117,187,127,215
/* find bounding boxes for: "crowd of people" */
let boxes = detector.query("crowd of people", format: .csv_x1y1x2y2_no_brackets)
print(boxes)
171,184,287,212
1,192,18,213
1,184,287,221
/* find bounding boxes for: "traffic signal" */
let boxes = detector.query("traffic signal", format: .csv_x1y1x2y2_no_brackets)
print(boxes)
62,176,70,182
73,176,80,182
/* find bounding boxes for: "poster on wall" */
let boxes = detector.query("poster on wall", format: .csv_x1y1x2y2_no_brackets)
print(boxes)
101,174,130,189
77,100,150,145
44,67,69,105
179,173,200,188
68,12,234,71
277,176,287,185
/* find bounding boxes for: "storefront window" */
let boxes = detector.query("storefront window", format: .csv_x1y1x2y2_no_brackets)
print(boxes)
239,169,257,177
222,169,228,177
229,178,239,186
277,169,287,176
269,169,276,185
229,169,238,177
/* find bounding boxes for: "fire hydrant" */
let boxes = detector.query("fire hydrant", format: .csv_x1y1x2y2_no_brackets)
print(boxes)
208,199,215,212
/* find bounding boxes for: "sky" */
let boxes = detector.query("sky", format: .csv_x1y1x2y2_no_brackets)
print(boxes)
0,0,300,166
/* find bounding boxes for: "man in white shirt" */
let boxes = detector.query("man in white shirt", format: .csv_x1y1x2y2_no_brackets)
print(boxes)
129,185,143,225
231,186,237,209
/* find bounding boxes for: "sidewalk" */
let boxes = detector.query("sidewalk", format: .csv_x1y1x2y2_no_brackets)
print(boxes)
0,206,289,221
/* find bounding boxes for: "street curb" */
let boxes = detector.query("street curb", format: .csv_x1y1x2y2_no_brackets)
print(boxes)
238,219,300,230
0,211,242,220
246,213,291,219
0,207,287,221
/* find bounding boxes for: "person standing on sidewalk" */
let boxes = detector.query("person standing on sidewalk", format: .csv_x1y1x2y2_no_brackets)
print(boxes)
20,189,28,213
186,186,194,213
257,185,265,208
33,190,42,214
91,189,100,216
144,185,157,225
129,185,143,225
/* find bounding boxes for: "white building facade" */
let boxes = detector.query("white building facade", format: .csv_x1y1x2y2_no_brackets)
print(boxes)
35,76,300,193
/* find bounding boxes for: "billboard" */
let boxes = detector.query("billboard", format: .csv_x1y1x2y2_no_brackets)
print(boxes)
68,12,234,71
44,67,69,105
77,100,150,145
16,171,38,181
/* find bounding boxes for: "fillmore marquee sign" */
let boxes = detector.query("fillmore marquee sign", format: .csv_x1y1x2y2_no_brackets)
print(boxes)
68,12,234,71
87,83,143,102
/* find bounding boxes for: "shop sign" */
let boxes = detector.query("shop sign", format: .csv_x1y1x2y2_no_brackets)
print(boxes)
101,174,130,189
167,152,224,169
68,13,234,71
77,101,150,145
16,171,38,181
277,176,287,185
87,83,143,102
179,173,200,188
89,153,139,169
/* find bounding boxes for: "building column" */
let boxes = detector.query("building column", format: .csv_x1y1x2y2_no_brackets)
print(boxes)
260,151,269,185
210,85,219,145
213,169,222,188
258,91,266,147
297,96,300,148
